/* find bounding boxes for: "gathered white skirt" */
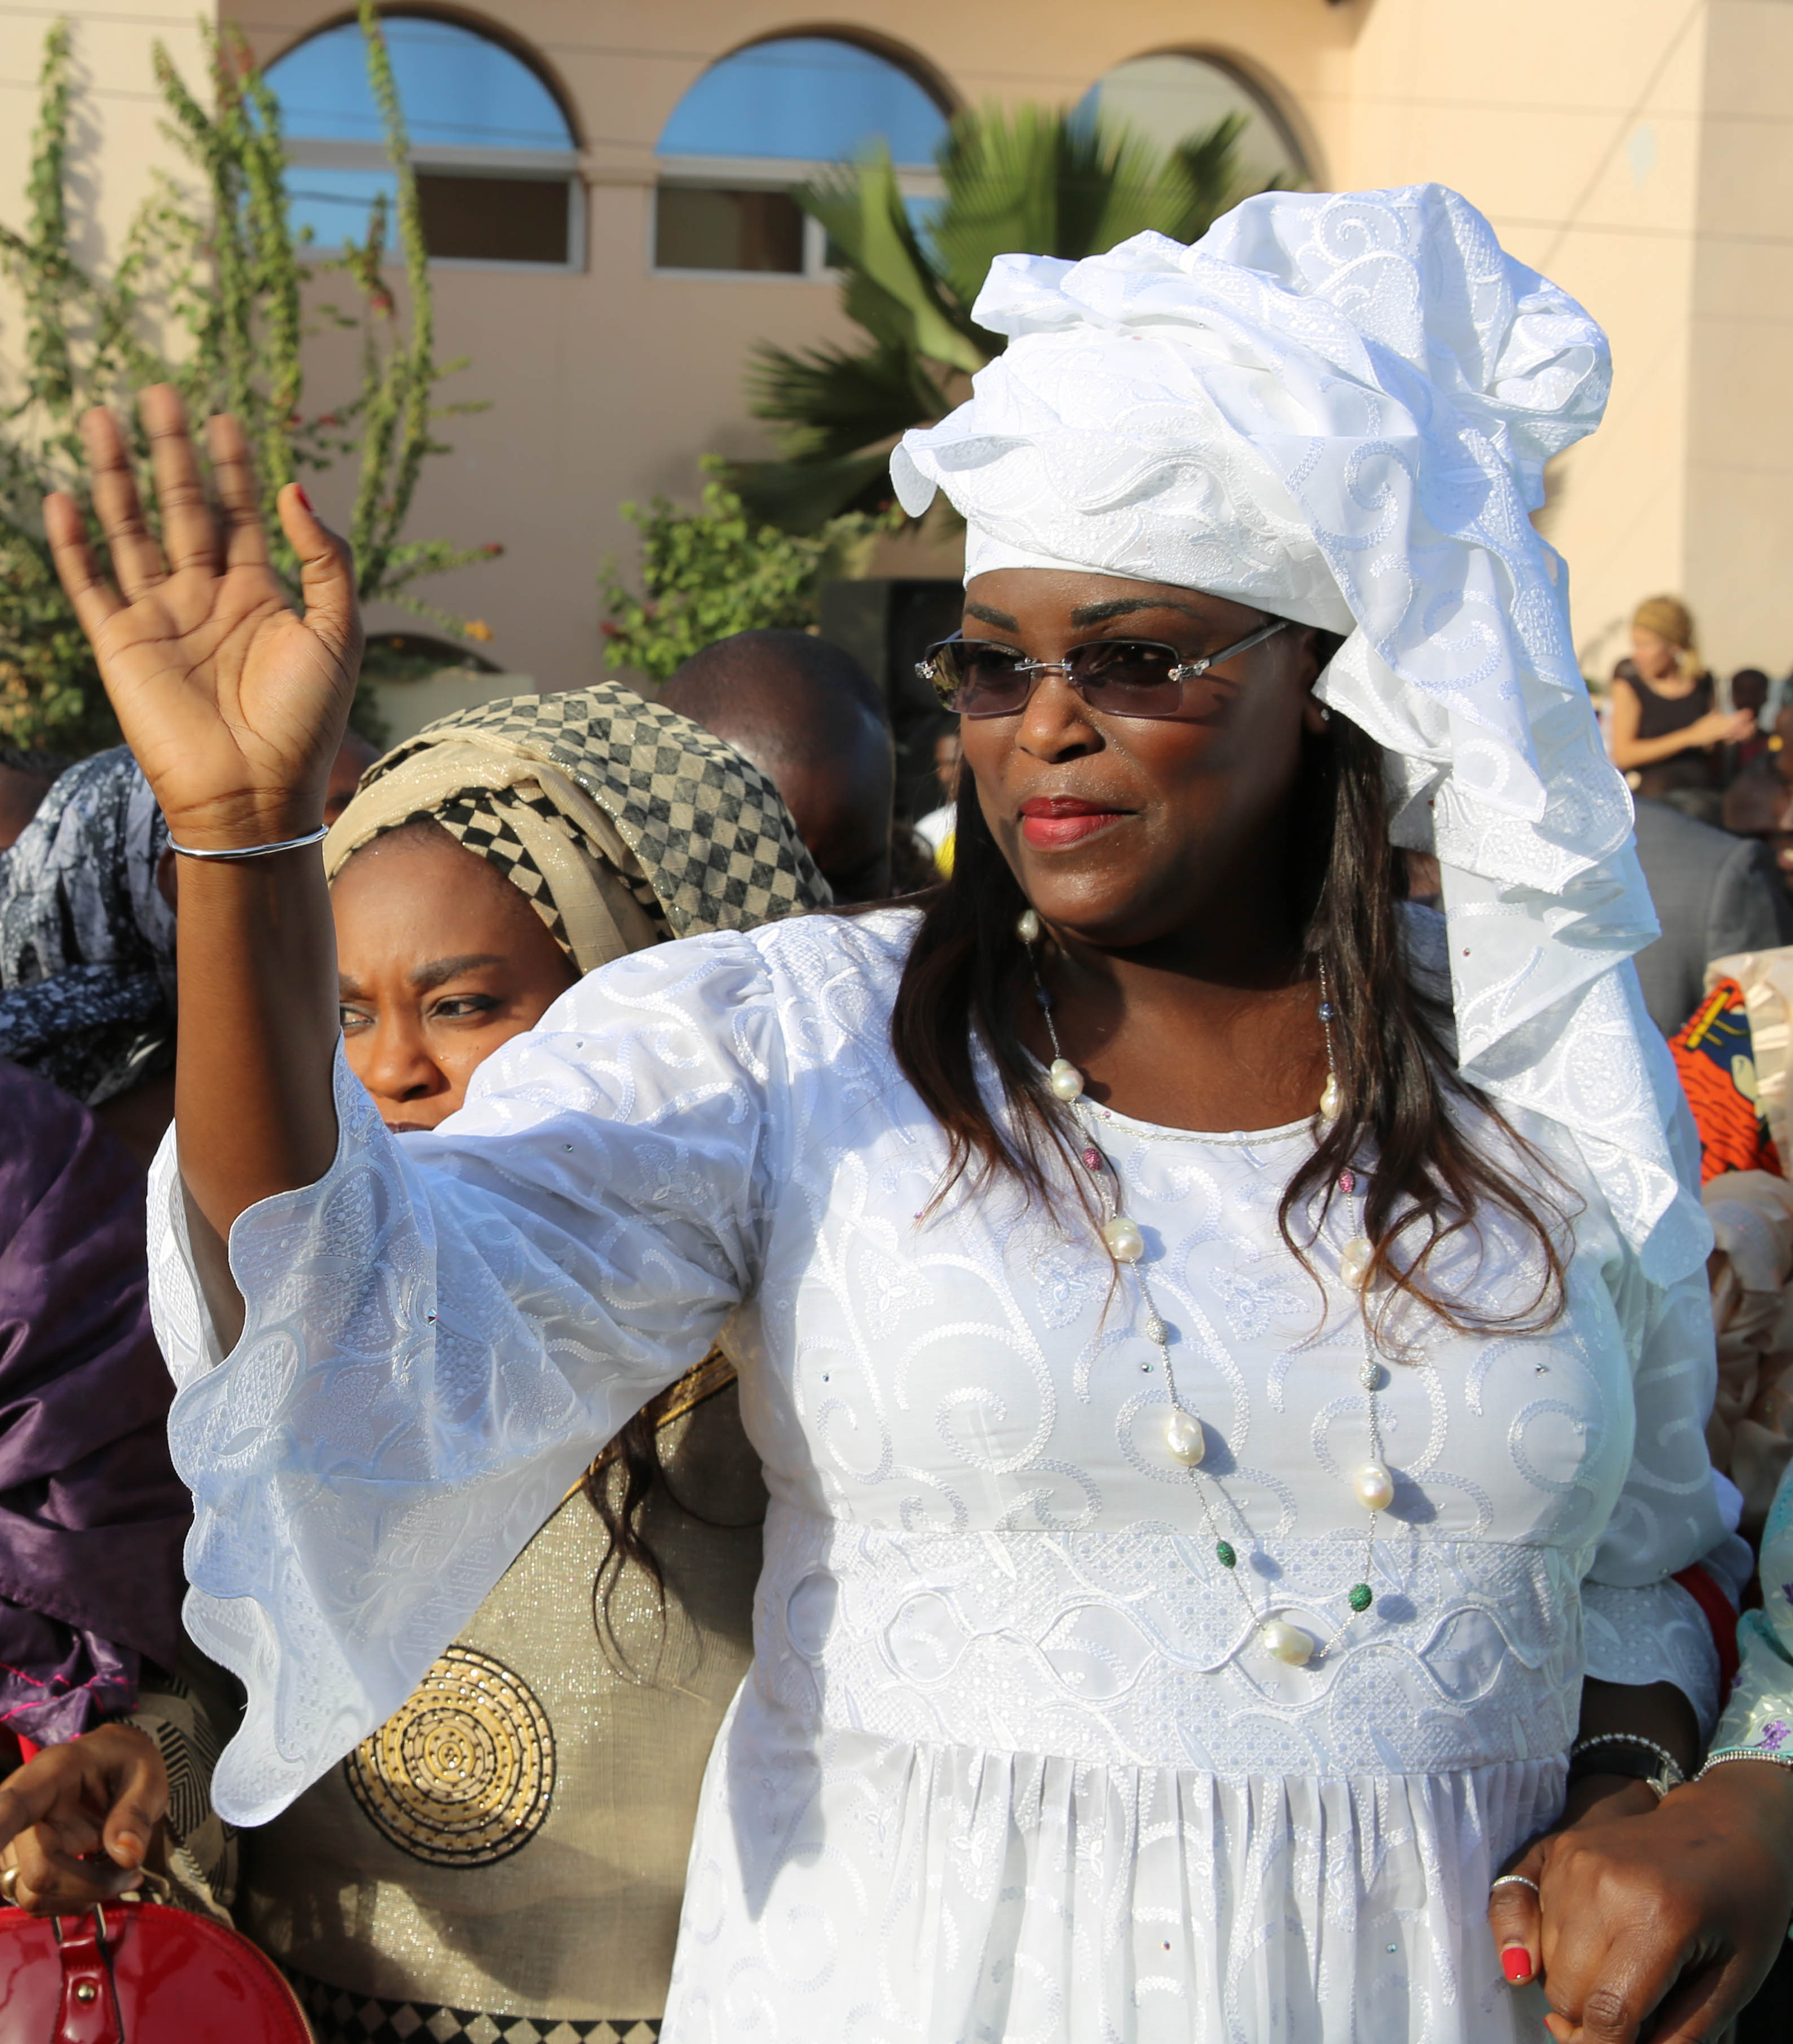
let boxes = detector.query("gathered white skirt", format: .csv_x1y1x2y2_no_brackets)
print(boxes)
662,1509,1573,2042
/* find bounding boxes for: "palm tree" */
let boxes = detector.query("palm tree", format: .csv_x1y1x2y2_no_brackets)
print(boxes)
734,104,1271,532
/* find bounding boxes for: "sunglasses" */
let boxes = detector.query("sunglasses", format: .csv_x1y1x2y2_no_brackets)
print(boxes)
917,619,1290,720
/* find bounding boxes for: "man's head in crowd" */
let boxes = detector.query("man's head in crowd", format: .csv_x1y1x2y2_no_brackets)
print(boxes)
0,748,69,850
660,630,894,903
326,727,380,826
1733,669,1771,720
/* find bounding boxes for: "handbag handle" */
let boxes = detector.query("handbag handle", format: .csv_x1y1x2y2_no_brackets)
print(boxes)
52,1906,124,2044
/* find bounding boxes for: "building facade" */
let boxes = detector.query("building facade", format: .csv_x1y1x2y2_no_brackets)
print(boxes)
3,0,1790,692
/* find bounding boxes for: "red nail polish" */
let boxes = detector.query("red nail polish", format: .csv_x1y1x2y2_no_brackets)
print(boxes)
292,484,314,515
1501,1947,1534,1985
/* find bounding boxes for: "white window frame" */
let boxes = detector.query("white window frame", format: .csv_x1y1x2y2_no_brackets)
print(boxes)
651,155,945,282
284,137,585,273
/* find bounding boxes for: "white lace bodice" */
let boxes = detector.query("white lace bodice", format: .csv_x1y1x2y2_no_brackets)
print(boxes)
149,909,1724,2042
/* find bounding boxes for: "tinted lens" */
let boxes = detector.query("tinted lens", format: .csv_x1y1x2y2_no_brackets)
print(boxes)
1067,641,1185,716
934,641,1032,716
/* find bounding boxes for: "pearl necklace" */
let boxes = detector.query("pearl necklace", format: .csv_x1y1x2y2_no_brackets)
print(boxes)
1019,909,1390,1669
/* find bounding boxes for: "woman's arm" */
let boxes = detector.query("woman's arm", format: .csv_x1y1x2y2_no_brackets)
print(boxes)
1608,676,1751,768
45,391,359,1342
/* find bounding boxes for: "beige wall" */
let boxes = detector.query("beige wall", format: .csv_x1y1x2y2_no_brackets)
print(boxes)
221,0,1360,693
1686,1,1793,682
1337,0,1715,677
0,3,210,363
14,2,1790,690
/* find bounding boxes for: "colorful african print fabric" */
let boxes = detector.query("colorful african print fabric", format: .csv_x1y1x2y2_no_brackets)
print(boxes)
1670,976,1783,1182
0,748,175,1103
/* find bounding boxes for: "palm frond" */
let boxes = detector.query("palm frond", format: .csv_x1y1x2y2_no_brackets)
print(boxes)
727,448,898,532
797,152,986,372
744,104,1272,533
1161,113,1254,243
748,337,946,460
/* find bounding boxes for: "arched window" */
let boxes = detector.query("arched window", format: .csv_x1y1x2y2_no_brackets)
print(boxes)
268,14,581,269
654,37,949,278
1075,53,1307,194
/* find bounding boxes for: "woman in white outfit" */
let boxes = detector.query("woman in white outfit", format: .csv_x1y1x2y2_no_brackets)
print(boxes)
8,184,1793,2043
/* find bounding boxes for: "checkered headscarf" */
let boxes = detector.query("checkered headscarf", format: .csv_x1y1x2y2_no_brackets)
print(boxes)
324,682,830,971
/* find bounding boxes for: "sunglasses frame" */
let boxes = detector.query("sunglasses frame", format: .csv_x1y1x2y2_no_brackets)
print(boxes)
916,617,1291,718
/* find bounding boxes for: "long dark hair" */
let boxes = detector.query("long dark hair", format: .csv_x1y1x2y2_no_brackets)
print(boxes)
889,705,1569,1336
582,1409,676,1667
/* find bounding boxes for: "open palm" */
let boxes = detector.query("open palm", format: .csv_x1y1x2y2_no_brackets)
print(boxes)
46,385,363,848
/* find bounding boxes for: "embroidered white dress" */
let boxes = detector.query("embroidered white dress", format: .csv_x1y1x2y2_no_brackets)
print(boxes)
149,910,1724,2044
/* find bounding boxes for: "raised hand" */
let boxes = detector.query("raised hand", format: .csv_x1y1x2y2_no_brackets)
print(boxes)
45,384,363,849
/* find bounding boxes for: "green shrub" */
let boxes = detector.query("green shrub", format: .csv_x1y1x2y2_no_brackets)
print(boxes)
599,457,893,685
0,5,498,754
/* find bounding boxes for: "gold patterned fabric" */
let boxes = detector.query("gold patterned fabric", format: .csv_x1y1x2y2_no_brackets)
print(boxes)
239,1373,765,2021
290,685,807,2021
344,1645,556,1869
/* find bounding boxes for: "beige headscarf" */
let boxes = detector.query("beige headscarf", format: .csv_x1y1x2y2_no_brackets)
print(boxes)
324,680,831,970
1633,594,1701,678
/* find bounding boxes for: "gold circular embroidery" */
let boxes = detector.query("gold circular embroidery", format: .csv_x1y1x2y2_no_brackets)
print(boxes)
345,1645,554,1866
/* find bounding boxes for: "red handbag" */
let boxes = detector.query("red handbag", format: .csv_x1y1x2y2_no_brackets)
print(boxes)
0,1899,313,2042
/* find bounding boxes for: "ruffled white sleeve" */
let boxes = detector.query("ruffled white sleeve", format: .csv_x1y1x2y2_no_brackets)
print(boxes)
147,932,785,1824
1577,1093,1727,1735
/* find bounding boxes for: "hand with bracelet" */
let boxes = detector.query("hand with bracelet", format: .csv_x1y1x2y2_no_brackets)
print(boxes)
1486,1679,1793,2041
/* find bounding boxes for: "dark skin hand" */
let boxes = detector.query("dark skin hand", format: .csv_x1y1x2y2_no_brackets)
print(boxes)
35,401,1781,2021
0,1725,168,1913
1491,1760,1793,2042
332,827,577,1129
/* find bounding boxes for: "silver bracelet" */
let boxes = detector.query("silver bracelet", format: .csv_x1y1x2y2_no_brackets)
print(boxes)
165,823,328,861
1696,1745,1793,1782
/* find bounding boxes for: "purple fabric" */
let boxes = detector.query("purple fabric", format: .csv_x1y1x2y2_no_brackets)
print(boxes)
0,1058,190,1740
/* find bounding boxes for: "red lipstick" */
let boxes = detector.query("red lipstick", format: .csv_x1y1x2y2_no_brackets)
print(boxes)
1018,796,1127,849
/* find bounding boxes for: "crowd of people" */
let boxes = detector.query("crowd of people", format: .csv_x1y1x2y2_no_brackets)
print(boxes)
1603,597,1793,1037
7,180,1793,2044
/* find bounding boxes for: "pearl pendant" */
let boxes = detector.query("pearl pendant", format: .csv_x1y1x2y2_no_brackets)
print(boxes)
1353,1460,1395,1512
1339,1235,1374,1291
1048,1057,1085,1102
1016,908,1040,944
1260,1619,1313,1666
1164,1407,1206,1466
1101,1215,1145,1262
1319,1072,1342,1121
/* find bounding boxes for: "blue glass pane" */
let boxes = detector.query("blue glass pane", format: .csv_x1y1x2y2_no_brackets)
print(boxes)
285,165,398,249
268,18,572,151
658,38,946,165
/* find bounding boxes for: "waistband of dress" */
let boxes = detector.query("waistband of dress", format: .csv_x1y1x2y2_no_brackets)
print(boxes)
751,1503,1583,1775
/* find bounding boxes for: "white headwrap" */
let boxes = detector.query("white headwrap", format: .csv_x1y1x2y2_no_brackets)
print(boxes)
893,183,1703,1285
